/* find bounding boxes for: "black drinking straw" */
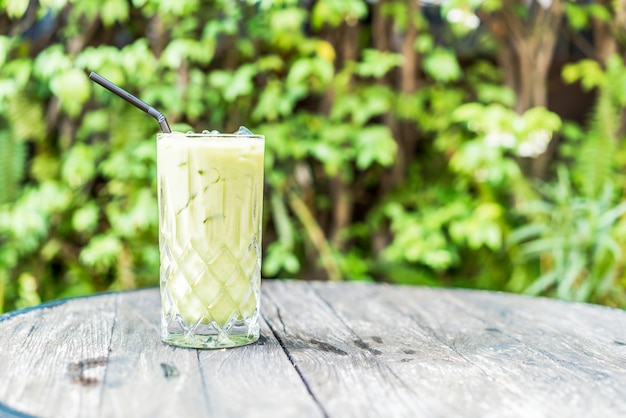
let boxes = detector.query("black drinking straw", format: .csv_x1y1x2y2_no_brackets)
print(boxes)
88,71,171,133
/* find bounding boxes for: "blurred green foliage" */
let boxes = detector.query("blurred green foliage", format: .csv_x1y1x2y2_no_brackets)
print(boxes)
0,0,625,312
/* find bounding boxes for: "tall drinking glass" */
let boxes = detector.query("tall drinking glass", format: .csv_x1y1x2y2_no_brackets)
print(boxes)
157,132,264,349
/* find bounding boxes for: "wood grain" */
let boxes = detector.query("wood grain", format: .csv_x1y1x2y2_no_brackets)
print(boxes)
0,295,117,418
307,281,626,417
0,280,625,417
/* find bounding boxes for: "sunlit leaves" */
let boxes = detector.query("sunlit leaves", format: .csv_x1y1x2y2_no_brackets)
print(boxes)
149,0,201,17
449,203,503,250
331,85,393,125
6,94,46,142
509,168,626,303
0,131,26,204
0,181,72,254
475,84,516,107
161,38,214,68
423,48,462,82
264,241,300,275
105,189,157,237
72,202,99,234
452,103,562,163
562,59,604,90
50,68,91,116
264,188,300,276
61,143,99,189
0,36,12,68
311,0,367,29
253,80,303,122
16,273,41,309
80,234,123,272
5,0,29,19
414,34,434,54
355,49,403,78
120,40,160,80
382,201,459,271
309,123,354,177
565,2,611,31
100,0,130,26
270,7,307,33
355,126,397,169
564,55,626,111
2,0,625,309
287,57,334,92
33,45,72,81
209,65,257,102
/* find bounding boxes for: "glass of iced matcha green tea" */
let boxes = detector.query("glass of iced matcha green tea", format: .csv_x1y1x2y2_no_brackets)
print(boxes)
157,129,264,349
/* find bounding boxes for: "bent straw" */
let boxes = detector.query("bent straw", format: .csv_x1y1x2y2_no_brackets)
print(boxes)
88,72,171,133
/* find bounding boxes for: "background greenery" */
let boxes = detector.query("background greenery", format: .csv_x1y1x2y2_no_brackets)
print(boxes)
1,0,626,312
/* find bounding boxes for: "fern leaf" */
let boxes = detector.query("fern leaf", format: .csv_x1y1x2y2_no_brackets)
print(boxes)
576,85,618,199
0,130,27,204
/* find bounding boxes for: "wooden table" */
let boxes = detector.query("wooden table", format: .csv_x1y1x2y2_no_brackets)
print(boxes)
1,280,625,418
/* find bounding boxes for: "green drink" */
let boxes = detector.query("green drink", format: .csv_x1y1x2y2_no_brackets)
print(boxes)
157,131,264,348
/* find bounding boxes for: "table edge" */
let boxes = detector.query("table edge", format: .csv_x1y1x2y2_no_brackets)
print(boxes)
1,279,624,324
0,288,155,324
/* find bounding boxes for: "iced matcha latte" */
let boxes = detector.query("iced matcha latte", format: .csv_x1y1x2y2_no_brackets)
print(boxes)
157,131,264,348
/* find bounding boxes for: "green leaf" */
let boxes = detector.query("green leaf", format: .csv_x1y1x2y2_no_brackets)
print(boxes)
34,45,73,81
0,130,26,204
355,125,397,169
7,94,46,142
507,224,549,246
40,0,69,11
101,0,130,26
476,84,516,107
423,48,462,83
524,270,558,295
16,273,41,309
355,49,403,78
557,255,585,300
561,121,584,142
62,143,98,189
519,237,566,259
270,7,307,32
564,4,588,31
587,4,611,22
6,0,29,18
561,60,604,90
311,0,367,29
414,34,433,54
72,202,100,233
80,234,123,272
0,36,12,68
452,103,485,123
50,68,91,117
224,64,257,102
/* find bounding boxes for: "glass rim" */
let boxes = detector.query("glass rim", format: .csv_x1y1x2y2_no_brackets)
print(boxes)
157,132,264,140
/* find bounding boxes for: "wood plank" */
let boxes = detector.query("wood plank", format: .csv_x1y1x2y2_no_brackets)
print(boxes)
0,287,323,418
262,280,429,417
311,282,626,417
1,281,626,417
442,290,626,414
0,295,118,418
99,289,207,418
100,289,322,418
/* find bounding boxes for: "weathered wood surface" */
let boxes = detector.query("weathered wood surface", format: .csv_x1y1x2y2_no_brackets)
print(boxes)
0,280,626,418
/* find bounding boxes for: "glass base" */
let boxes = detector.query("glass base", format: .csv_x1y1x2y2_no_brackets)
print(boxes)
162,321,259,349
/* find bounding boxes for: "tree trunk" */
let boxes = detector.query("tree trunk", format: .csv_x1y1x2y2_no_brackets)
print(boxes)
592,0,621,63
593,0,626,137
371,0,422,255
483,0,565,178
327,22,359,251
374,0,422,192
